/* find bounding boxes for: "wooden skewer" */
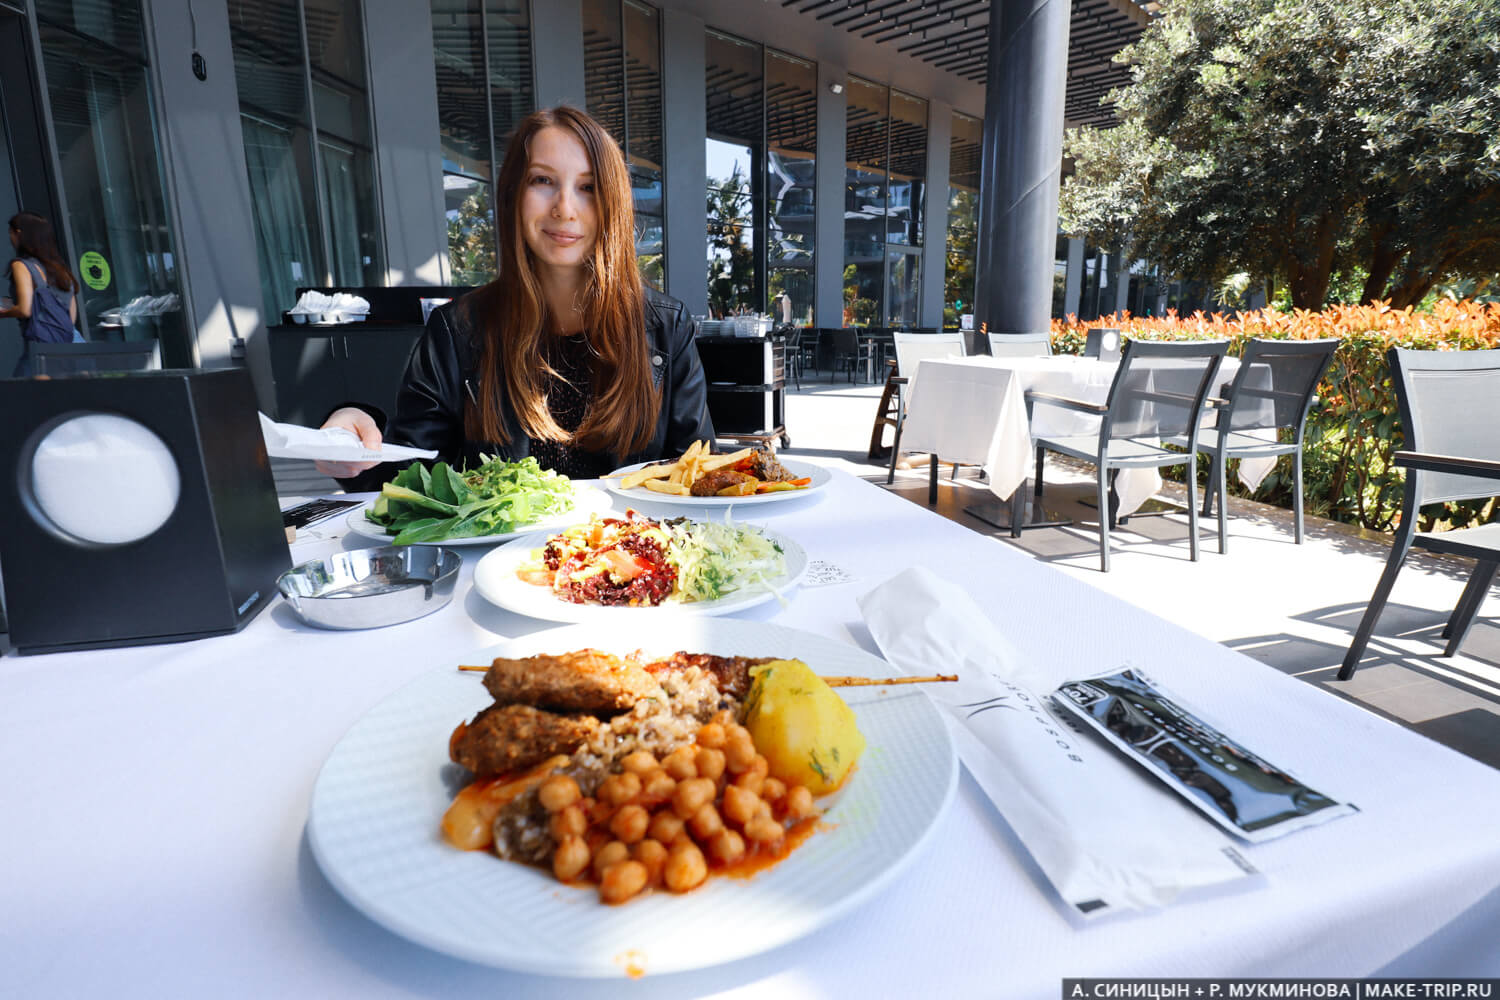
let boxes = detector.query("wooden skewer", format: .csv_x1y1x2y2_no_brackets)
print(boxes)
819,674,957,687
458,664,956,687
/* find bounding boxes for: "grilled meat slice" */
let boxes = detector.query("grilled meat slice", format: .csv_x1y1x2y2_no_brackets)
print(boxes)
690,469,755,496
648,652,775,700
449,703,600,778
747,449,793,483
482,649,661,714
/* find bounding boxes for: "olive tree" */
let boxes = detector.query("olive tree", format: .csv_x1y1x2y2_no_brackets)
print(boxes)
1059,0,1500,310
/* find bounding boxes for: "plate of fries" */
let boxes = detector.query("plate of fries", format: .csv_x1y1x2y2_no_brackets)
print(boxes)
605,441,831,507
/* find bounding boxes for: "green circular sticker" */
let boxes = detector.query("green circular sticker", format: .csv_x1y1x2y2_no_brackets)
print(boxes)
79,251,110,291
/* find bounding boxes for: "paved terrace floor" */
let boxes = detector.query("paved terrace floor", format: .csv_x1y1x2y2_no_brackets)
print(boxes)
270,369,1500,773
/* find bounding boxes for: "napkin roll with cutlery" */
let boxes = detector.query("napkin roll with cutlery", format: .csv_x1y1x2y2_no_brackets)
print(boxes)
859,568,1259,919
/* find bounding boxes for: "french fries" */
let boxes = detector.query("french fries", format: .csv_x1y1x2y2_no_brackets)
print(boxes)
616,441,753,492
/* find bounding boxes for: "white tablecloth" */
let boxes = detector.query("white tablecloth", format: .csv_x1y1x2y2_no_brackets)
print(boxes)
900,355,1267,516
3,470,1498,998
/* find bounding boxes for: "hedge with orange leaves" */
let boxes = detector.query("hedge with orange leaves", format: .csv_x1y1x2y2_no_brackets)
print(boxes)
1049,301,1500,531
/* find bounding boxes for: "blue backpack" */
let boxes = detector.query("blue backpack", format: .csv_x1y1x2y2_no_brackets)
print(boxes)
18,258,77,344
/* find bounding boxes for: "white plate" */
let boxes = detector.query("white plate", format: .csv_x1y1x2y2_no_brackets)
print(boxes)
306,619,958,977
471,522,807,621
345,485,613,547
605,458,831,508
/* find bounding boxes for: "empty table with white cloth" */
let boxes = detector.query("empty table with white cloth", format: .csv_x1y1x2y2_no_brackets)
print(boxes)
898,354,1273,516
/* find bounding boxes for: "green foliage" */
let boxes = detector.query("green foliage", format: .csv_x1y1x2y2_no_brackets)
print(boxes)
944,189,978,327
448,186,496,285
1060,0,1500,311
707,167,756,317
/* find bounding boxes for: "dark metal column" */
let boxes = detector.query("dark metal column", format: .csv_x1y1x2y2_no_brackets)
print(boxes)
974,0,1071,345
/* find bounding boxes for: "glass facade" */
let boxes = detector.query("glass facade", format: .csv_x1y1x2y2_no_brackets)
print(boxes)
944,110,980,329
584,0,664,290
35,2,188,363
765,49,815,325
232,0,383,322
432,0,533,287
842,77,886,327
704,29,761,317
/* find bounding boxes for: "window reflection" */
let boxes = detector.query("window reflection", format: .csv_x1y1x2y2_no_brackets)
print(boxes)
766,49,814,325
585,0,664,289
36,18,186,362
844,77,887,327
705,29,762,317
944,110,981,329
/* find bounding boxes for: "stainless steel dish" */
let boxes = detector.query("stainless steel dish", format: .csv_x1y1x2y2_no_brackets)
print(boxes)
277,545,462,630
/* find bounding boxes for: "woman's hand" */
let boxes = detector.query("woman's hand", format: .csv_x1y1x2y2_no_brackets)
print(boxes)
315,406,384,479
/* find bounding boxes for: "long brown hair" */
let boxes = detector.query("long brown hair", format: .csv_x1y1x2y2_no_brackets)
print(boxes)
465,106,656,454
9,212,77,293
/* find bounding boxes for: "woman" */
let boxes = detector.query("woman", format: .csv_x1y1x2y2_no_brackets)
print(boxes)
318,106,713,485
2,211,82,376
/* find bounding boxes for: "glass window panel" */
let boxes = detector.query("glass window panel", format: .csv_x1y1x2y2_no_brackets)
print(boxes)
486,0,533,159
302,0,366,86
944,111,981,328
320,138,382,288
582,0,625,145
37,24,186,362
887,90,926,247
625,1,662,290
445,172,495,284
844,76,887,326
431,0,491,179
33,0,142,57
886,248,920,327
706,137,755,317
705,30,763,317
766,48,813,320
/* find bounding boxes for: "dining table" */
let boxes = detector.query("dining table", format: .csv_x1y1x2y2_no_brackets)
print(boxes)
897,353,1272,520
3,464,1499,998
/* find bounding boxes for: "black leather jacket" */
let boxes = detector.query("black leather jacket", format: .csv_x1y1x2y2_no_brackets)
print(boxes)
341,287,714,490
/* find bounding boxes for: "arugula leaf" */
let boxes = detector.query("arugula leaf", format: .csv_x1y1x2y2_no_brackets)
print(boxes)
365,456,575,544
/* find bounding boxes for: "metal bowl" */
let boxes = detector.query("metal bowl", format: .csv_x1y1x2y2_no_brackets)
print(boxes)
277,545,462,630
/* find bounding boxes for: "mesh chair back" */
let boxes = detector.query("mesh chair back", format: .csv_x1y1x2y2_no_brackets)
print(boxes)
1103,339,1229,444
1085,328,1122,362
1389,346,1500,505
1223,338,1338,434
893,331,965,376
31,340,160,376
986,332,1052,357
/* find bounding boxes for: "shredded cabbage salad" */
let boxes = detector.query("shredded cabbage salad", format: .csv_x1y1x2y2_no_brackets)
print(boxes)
661,512,786,603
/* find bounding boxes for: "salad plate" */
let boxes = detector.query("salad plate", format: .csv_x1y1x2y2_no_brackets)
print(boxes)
305,618,958,977
605,458,832,508
471,521,807,621
346,484,612,547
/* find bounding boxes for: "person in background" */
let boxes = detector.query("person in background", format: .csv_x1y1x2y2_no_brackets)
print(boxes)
317,105,713,486
2,211,82,376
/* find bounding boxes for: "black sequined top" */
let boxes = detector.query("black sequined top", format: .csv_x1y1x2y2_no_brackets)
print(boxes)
528,332,617,479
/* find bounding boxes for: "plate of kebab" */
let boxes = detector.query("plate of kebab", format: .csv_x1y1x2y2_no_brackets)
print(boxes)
605,441,831,507
305,618,957,977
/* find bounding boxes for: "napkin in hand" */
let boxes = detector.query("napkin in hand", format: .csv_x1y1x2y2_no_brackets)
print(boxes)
858,567,1259,918
258,413,437,463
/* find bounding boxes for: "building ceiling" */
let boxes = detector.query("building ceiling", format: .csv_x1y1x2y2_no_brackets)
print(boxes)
779,0,1159,128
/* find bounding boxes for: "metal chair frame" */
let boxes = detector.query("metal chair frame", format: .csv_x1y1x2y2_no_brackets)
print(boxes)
1027,338,1229,572
1339,346,1500,678
1190,337,1338,554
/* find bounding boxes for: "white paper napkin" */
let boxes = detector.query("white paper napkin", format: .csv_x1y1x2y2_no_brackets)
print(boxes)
858,567,1258,918
258,413,437,462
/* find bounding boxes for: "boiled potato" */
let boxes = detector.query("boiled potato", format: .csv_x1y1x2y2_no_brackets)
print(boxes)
742,660,865,795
